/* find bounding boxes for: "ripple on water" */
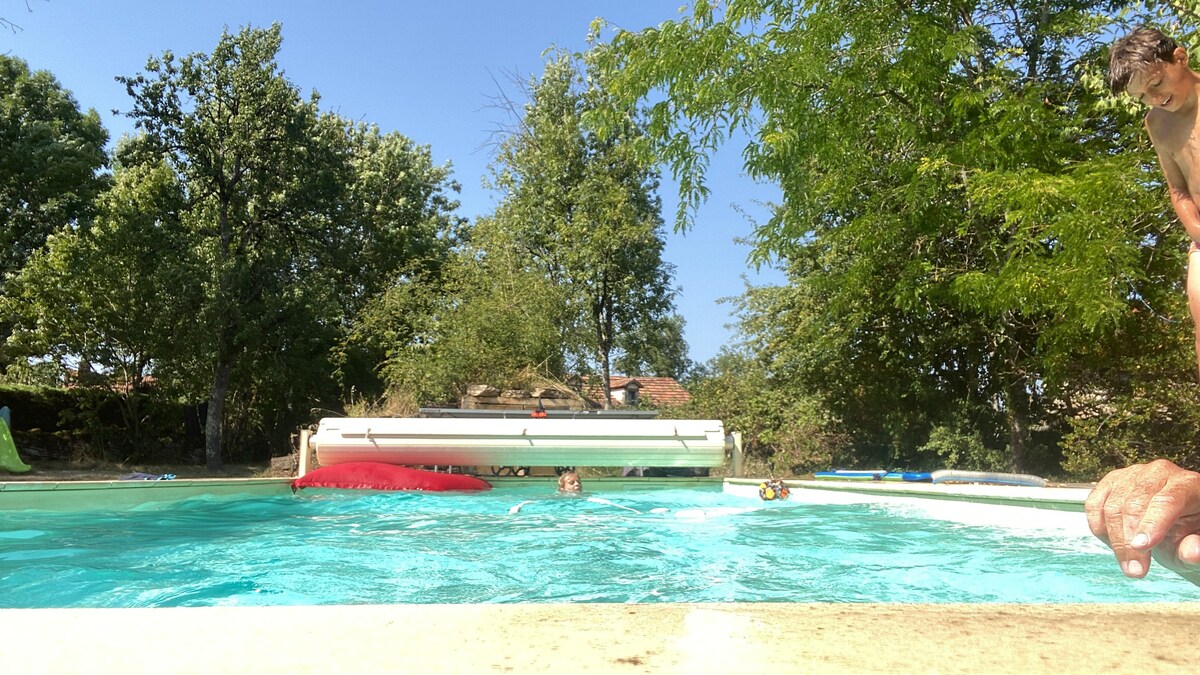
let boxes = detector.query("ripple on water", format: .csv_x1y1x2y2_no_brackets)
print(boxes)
0,487,1195,607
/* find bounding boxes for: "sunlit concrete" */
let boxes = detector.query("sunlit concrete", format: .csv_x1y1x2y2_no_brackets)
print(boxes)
2,603,1197,674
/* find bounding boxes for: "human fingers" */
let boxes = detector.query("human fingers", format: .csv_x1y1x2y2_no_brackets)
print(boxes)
1084,474,1116,544
1130,464,1200,551
1094,467,1160,577
1176,532,1200,567
1152,532,1200,587
1102,495,1153,578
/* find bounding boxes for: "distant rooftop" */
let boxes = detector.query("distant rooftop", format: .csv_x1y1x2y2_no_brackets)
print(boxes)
583,376,691,408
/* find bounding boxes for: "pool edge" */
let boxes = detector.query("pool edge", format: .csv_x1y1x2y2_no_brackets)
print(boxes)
0,602,1194,674
726,477,1091,512
0,477,295,510
0,475,1093,512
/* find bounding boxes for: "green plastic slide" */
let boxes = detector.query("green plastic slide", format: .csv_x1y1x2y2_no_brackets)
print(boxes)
0,417,31,473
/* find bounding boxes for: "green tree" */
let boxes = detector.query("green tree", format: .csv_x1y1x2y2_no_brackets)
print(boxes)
678,346,853,475
614,313,692,380
377,214,571,405
489,52,686,404
2,158,196,456
117,25,349,468
331,121,464,400
589,0,1199,473
0,54,108,358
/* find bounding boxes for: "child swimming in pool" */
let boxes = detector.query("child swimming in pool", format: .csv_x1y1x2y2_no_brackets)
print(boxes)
558,471,582,494
508,471,583,514
509,470,665,514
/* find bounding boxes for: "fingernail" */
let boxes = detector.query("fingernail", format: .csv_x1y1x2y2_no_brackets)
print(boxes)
1126,560,1145,576
1131,533,1149,548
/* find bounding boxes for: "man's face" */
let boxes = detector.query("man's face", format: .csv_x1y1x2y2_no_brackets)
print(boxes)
1128,48,1194,112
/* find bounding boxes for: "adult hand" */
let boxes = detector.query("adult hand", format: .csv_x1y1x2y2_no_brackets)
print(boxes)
1084,459,1200,586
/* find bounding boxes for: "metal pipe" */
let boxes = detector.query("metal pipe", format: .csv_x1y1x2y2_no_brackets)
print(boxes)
729,432,744,478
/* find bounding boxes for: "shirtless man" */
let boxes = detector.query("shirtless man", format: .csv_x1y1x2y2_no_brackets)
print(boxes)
1109,26,1200,377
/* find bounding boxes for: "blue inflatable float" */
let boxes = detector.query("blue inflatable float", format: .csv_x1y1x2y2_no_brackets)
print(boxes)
813,469,932,482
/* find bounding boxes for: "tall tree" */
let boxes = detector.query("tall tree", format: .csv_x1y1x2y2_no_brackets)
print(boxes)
0,53,108,362
377,213,572,405
118,25,347,469
614,313,692,380
3,159,190,384
331,121,464,400
589,1,1195,472
489,53,685,405
2,158,197,455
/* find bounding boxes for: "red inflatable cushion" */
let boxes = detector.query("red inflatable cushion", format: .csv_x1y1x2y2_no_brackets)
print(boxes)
291,462,491,492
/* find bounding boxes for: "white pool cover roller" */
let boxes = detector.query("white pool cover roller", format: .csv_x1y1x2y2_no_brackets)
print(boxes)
310,417,728,467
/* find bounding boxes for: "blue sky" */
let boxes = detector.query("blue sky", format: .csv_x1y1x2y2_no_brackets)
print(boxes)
6,0,786,365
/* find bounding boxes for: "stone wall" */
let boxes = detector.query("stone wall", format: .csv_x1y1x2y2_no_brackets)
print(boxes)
460,385,587,411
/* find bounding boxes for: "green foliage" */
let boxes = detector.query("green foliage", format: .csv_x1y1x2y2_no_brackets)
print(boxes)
0,54,109,290
334,121,464,320
11,24,466,465
1,156,202,458
614,313,692,379
677,348,853,475
918,418,1008,473
0,383,85,432
116,24,348,467
487,52,687,400
374,51,692,408
589,0,1200,477
3,159,193,384
378,215,573,405
1059,349,1200,479
1,358,61,387
331,121,464,402
0,53,109,373
105,25,465,464
0,383,192,463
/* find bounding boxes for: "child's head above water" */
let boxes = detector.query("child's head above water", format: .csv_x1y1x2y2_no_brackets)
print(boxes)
558,471,582,493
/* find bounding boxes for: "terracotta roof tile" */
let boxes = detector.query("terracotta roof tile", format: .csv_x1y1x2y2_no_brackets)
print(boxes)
581,376,691,407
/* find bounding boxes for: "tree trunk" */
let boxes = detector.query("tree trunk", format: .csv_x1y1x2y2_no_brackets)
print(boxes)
1003,334,1031,473
205,199,238,472
600,346,613,410
205,360,232,471
594,272,615,410
1005,385,1030,473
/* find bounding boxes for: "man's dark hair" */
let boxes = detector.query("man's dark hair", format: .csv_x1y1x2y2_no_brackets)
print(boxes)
1108,26,1180,94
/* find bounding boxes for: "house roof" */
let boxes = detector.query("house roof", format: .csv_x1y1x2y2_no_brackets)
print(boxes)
582,376,691,407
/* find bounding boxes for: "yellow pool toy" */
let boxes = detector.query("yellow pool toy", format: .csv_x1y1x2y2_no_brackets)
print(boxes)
758,478,790,501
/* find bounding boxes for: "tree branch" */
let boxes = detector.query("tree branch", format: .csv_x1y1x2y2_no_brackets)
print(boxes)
1,1,42,36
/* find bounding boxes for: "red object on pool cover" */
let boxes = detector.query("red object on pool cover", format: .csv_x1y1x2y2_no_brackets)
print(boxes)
291,462,491,493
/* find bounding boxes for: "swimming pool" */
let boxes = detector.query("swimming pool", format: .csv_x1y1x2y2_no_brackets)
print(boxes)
0,482,1193,607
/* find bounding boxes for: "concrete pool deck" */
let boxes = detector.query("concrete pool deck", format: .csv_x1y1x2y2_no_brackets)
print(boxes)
2,476,1197,673
2,603,1198,673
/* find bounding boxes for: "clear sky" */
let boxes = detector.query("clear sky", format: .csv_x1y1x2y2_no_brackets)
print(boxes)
5,0,786,366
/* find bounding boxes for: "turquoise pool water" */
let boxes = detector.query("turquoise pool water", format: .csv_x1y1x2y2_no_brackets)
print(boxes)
0,484,1194,607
